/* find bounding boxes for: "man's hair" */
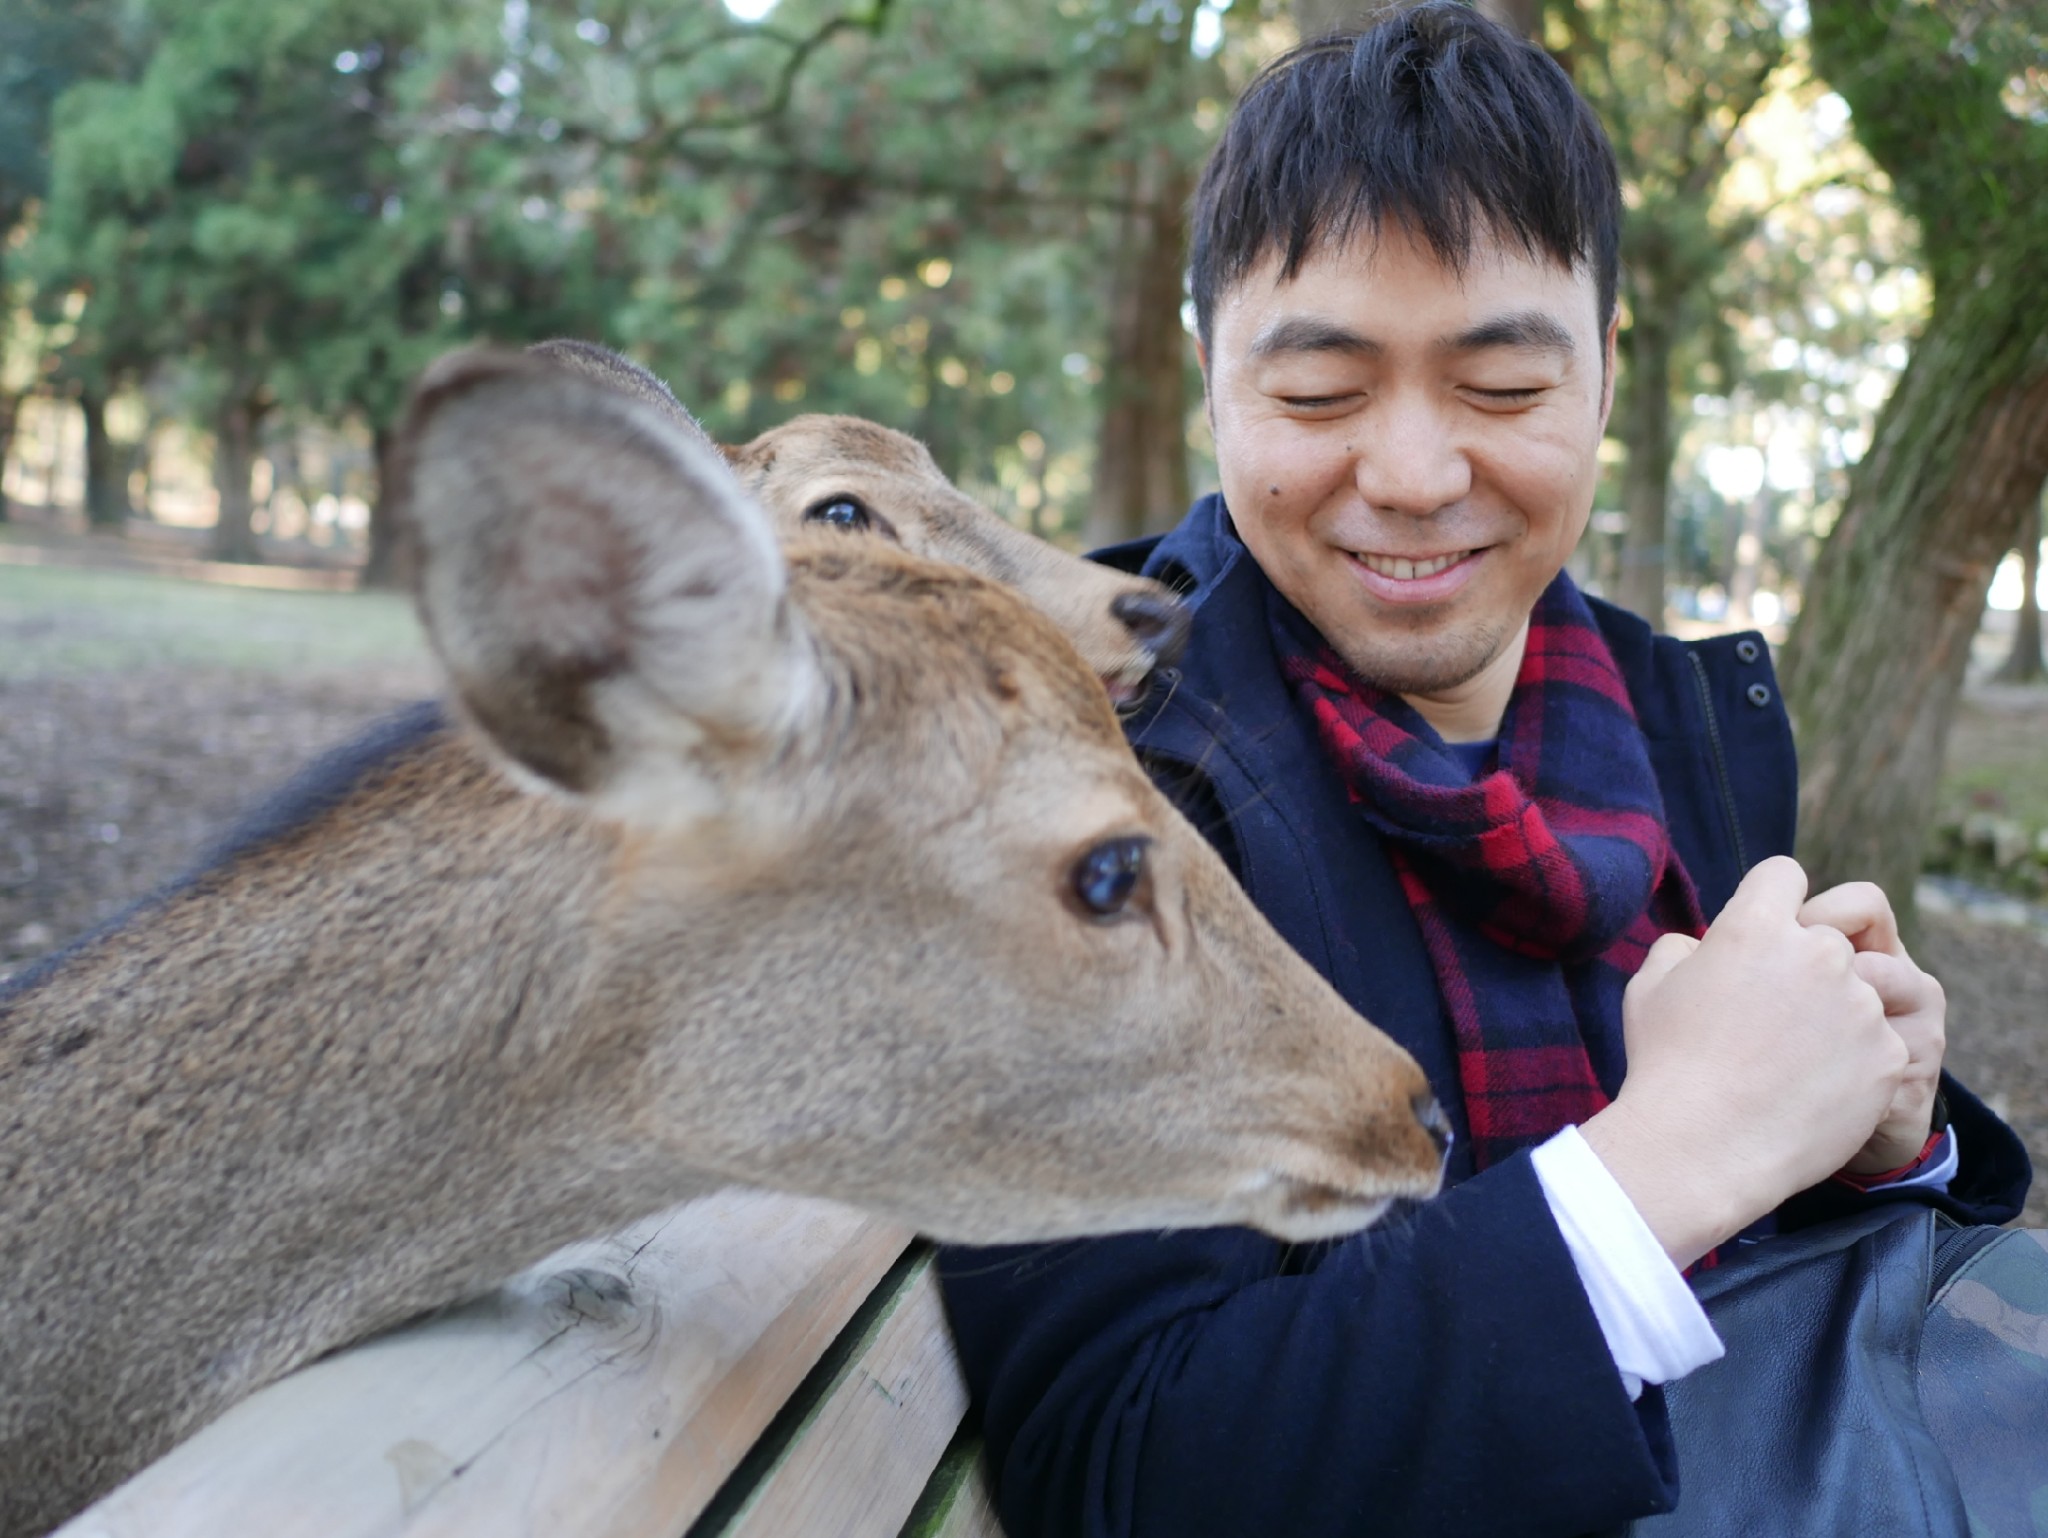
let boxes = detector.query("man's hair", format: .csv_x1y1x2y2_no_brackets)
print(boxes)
1187,2,1621,347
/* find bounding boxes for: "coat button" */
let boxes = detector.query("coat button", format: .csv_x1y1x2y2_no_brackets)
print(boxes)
1736,638,1761,663
1746,682,1772,707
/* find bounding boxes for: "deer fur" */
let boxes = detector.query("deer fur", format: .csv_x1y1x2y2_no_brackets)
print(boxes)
527,337,1190,706
0,349,1441,1536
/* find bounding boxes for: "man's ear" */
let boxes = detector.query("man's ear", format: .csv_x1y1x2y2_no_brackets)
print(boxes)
1597,312,1620,434
390,349,822,823
1194,334,1217,434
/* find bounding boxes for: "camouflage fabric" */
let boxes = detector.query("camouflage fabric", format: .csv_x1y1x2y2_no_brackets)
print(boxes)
1920,1228,2048,1538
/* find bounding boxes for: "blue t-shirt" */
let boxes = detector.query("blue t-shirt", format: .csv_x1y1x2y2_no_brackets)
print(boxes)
1445,738,1497,780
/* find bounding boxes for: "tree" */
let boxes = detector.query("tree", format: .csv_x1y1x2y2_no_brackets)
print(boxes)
33,0,452,561
1080,8,1212,547
420,0,1226,543
1992,492,2044,685
0,0,139,522
1552,0,1789,627
1781,0,2048,911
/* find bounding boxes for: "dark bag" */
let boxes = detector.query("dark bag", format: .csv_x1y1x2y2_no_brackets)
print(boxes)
1620,1205,2048,1538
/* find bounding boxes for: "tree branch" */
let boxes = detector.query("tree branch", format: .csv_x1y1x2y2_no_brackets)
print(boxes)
1808,0,2045,237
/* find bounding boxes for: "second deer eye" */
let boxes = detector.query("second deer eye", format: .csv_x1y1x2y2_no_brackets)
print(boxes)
805,495,872,532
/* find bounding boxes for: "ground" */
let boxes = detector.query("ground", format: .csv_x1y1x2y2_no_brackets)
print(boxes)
3,526,2046,1225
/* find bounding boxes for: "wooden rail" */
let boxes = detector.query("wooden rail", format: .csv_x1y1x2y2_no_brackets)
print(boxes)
55,1191,1002,1538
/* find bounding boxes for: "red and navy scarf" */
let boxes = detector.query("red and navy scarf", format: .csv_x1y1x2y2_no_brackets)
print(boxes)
1276,573,1706,1172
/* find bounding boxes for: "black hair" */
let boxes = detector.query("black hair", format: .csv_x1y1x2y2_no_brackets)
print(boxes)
1187,2,1621,347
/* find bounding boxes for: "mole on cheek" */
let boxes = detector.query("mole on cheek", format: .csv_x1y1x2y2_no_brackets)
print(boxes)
1268,485,1281,497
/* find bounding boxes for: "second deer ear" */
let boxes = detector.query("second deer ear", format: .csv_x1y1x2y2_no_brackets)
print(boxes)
390,349,822,820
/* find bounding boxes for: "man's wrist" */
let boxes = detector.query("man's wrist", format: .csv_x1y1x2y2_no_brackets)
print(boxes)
1841,1093,1942,1175
1577,1100,1749,1271
1834,1128,1957,1192
1532,1127,1726,1399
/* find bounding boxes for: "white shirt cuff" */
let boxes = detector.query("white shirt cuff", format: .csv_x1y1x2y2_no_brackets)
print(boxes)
1531,1126,1725,1401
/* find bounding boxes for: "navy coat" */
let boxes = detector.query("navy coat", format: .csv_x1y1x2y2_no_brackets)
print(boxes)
938,494,2030,1538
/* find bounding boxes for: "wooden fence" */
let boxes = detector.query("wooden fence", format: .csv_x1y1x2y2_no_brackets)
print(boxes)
54,1190,1002,1538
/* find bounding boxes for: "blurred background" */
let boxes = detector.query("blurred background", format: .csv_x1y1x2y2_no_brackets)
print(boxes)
0,0,2043,1210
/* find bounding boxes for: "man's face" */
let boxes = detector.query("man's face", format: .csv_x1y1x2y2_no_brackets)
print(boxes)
1202,222,1615,709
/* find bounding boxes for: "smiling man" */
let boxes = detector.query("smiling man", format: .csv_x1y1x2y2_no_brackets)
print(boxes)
1206,224,1606,742
938,8,2029,1537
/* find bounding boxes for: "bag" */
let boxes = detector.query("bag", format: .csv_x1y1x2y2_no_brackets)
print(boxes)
1618,1205,2048,1538
1919,1222,2048,1533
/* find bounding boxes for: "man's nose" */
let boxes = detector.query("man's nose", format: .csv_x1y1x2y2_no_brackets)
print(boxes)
1350,391,1471,516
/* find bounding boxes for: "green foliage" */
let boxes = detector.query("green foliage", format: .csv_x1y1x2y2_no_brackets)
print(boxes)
1810,0,2046,285
382,0,1225,516
0,0,142,233
31,0,460,423
24,0,1244,536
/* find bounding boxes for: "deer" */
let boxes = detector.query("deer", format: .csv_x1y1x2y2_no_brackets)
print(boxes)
0,348,1446,1537
526,337,1189,709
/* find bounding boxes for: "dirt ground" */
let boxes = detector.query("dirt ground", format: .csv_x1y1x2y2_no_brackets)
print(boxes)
0,663,432,966
4,542,2047,1226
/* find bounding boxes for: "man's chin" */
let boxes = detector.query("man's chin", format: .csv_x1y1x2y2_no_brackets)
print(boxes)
1330,637,1507,701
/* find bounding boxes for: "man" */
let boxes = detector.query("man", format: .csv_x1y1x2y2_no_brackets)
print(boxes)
938,8,2031,1537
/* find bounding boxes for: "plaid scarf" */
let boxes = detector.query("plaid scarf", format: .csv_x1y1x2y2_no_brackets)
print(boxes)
1276,573,1705,1172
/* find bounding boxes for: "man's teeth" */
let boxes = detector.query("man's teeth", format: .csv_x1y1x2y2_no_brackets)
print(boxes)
1358,550,1471,580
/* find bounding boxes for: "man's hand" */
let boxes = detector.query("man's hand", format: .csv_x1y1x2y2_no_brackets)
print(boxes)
1798,881,1947,1175
1579,857,1908,1268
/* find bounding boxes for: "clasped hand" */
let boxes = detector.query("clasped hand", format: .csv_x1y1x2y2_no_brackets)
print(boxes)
1581,856,1945,1268
1796,878,1947,1175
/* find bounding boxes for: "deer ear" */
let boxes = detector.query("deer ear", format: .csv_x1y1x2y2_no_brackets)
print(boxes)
391,349,821,819
523,338,717,448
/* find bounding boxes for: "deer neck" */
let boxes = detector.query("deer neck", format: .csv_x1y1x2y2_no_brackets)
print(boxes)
0,723,722,1518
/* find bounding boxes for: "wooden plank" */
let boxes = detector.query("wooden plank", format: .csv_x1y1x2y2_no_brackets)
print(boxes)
57,1191,913,1538
715,1251,971,1538
929,1466,1005,1538
905,1440,1006,1538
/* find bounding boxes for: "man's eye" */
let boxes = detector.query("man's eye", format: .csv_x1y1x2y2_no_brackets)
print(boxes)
805,495,872,531
1468,387,1546,405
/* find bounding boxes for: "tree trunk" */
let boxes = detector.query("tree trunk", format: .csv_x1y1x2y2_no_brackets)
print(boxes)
1726,484,1770,627
125,415,157,520
916,314,965,486
0,390,18,523
1993,495,2045,685
211,396,265,564
1780,276,2048,907
1083,144,1192,550
1789,0,2048,918
1616,304,1675,627
80,388,130,532
361,421,404,589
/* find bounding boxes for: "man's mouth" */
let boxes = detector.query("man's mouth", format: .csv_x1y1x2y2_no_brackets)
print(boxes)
1353,549,1476,580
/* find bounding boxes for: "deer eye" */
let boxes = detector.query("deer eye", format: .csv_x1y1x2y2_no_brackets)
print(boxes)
805,494,872,532
1070,837,1150,919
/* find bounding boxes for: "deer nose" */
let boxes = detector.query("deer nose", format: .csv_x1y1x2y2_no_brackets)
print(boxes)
1413,1092,1454,1163
1110,590,1192,670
